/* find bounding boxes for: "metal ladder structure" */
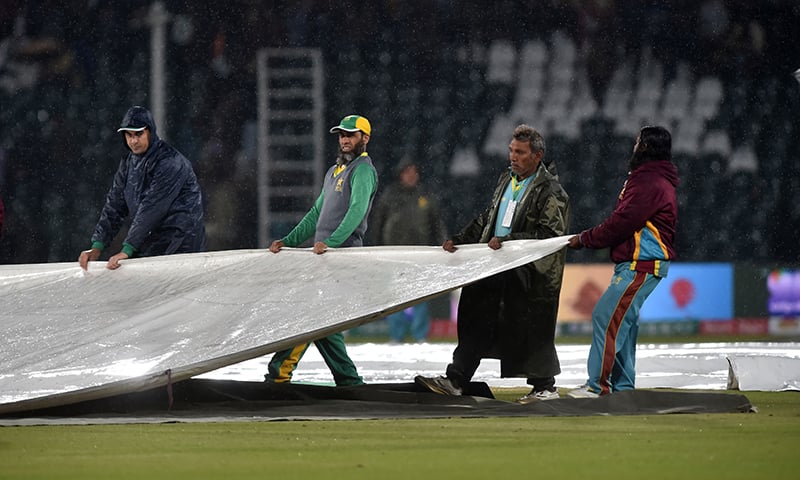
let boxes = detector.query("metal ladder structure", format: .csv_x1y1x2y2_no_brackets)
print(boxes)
256,48,325,247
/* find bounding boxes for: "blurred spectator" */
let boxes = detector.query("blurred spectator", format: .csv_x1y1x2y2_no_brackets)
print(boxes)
0,0,796,267
369,159,448,343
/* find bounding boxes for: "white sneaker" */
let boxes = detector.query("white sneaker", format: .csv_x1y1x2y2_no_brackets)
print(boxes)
517,388,560,404
567,385,600,398
414,375,462,396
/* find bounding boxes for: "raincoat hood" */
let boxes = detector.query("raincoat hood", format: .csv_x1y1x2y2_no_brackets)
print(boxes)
117,106,159,153
94,107,206,257
635,159,679,188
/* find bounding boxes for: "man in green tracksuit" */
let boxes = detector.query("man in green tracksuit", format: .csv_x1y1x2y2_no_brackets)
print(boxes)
265,115,377,386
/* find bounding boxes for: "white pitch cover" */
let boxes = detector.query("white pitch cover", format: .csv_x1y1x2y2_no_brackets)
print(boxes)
726,355,800,391
0,237,569,414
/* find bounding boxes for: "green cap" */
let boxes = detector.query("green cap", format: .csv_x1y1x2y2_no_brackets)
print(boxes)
329,115,371,136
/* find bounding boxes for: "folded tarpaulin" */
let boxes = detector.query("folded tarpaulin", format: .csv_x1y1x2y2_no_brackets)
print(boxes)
0,237,568,414
726,355,800,391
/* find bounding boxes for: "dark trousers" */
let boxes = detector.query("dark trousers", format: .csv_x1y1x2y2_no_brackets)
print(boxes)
446,273,555,392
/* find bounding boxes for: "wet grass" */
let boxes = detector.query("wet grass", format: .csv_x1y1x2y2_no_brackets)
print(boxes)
1,390,797,480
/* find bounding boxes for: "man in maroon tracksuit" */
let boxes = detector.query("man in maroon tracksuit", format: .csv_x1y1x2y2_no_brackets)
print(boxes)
566,125,679,397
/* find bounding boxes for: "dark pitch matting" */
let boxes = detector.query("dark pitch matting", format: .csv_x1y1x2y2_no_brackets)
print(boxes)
0,379,755,425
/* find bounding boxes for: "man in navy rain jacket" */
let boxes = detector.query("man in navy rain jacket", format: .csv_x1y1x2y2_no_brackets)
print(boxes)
79,106,206,270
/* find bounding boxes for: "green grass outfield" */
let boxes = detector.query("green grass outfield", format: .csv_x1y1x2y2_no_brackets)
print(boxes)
1,389,797,480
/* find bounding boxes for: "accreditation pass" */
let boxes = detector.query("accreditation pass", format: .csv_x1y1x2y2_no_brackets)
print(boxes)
502,200,516,227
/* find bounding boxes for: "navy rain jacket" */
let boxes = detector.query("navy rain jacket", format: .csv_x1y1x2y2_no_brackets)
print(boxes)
92,106,206,257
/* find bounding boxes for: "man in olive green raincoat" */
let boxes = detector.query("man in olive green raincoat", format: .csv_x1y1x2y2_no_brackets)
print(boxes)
416,124,569,404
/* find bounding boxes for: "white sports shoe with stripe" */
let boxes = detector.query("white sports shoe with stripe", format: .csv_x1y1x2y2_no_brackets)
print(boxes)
516,388,560,404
